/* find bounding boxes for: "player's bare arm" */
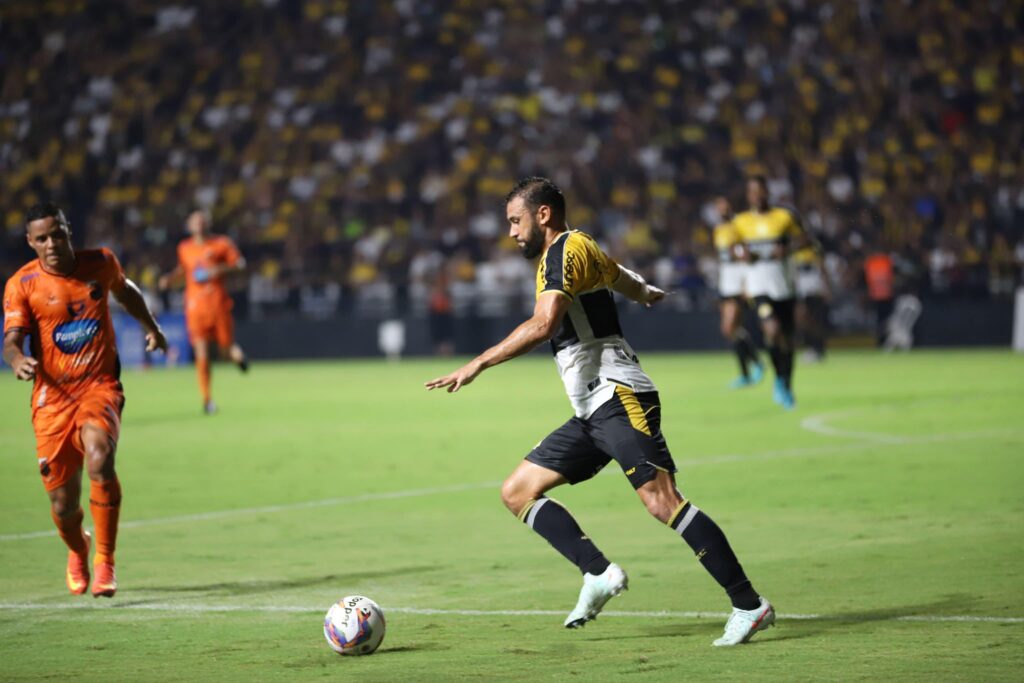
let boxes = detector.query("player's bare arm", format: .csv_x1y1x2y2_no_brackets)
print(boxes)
157,265,184,291
610,264,666,307
425,291,570,393
2,328,37,380
112,278,168,352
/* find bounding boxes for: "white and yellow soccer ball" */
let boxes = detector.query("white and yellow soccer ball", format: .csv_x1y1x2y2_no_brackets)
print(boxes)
323,595,386,656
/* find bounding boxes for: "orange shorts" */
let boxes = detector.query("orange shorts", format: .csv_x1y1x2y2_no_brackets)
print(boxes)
33,381,124,492
186,306,235,349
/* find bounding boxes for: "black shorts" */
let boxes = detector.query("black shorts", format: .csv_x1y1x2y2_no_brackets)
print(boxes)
526,390,677,490
754,296,795,335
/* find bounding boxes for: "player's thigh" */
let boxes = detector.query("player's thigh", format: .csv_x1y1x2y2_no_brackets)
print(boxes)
589,388,677,490
74,383,124,474
33,407,84,495
214,309,235,351
719,297,741,333
525,416,610,487
754,296,782,337
186,311,215,349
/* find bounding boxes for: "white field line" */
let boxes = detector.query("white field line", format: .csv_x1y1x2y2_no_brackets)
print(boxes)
0,602,1020,624
2,421,1021,544
799,404,1023,444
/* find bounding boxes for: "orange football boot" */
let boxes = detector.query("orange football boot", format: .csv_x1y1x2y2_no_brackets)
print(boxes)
66,531,91,595
92,560,117,598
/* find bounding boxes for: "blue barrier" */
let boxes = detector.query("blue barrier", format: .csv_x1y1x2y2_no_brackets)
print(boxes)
1,312,191,369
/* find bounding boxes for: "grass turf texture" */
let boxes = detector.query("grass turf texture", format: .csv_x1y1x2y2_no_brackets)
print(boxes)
0,350,1022,682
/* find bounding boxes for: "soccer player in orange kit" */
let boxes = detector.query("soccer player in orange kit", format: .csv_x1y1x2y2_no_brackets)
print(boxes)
3,202,168,597
159,210,249,414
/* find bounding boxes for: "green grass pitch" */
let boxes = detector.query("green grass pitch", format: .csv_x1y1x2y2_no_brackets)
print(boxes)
1,349,1022,682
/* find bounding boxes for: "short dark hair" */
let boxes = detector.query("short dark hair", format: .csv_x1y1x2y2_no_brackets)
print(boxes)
25,201,70,230
505,176,565,221
747,175,769,191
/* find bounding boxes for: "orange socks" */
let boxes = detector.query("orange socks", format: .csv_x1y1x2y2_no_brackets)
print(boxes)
51,507,89,556
89,477,122,566
197,356,211,403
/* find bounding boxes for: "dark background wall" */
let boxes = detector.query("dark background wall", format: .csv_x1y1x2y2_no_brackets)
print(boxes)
232,299,1016,360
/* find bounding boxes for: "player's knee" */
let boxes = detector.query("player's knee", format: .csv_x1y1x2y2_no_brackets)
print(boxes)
500,476,534,516
84,443,115,480
50,493,76,518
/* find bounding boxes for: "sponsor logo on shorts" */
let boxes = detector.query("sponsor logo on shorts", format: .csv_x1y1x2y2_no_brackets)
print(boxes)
53,318,100,354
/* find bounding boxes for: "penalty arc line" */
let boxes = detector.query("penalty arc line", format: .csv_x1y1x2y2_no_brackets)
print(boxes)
0,602,1020,624
1,425,1021,544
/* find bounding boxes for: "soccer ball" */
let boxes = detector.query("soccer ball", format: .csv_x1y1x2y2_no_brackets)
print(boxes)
323,595,386,656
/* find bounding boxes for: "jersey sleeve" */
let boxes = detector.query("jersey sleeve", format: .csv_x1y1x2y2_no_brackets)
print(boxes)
3,276,32,334
541,232,614,299
101,248,128,291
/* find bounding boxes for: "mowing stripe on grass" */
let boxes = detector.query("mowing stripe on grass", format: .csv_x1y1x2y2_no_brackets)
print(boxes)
0,602,1020,624
2,424,1021,543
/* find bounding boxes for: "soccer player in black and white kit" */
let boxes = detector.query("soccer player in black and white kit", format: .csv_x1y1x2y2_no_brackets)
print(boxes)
426,178,774,647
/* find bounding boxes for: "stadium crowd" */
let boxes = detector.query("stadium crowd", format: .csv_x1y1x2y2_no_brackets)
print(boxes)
1,0,1023,326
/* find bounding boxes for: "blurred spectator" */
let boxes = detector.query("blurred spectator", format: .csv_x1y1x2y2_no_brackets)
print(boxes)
0,0,1021,330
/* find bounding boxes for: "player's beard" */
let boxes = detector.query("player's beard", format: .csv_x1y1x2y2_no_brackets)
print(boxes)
518,230,545,259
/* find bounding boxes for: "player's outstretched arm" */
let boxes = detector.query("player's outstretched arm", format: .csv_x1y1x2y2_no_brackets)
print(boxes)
611,264,666,307
157,265,184,291
112,278,169,352
3,329,37,381
425,291,569,393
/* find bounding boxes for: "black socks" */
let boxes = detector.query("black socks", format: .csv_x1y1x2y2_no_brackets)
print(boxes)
521,497,610,576
732,328,760,378
667,501,761,610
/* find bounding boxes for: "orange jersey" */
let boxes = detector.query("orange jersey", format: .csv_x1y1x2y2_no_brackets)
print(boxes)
177,236,241,315
3,248,126,409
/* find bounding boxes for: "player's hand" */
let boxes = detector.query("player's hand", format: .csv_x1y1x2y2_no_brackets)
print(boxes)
145,327,169,353
425,360,483,393
157,275,171,291
642,285,667,308
11,354,38,381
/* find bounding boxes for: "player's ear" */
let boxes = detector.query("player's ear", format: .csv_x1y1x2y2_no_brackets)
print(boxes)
536,204,551,227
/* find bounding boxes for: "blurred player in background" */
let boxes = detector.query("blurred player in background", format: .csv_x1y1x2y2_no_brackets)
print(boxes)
3,202,167,597
733,176,808,410
792,244,831,362
159,210,248,414
711,196,763,388
427,178,774,647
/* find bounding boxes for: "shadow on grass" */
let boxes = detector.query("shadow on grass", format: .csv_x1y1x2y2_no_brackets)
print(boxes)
586,595,981,645
751,594,982,644
125,565,436,600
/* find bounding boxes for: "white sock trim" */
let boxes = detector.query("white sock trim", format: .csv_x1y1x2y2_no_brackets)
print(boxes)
526,497,549,529
674,505,700,536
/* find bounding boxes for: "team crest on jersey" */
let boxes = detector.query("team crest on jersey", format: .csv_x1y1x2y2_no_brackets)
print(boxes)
53,318,100,354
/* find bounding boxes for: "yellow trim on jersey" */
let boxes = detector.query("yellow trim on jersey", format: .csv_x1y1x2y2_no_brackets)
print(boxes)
732,207,802,259
713,221,740,251
615,385,652,436
536,230,617,300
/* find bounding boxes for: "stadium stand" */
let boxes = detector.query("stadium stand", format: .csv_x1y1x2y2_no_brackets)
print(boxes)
1,0,1022,327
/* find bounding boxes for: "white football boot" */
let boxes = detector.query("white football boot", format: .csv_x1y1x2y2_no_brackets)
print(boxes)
563,563,628,628
713,597,775,646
